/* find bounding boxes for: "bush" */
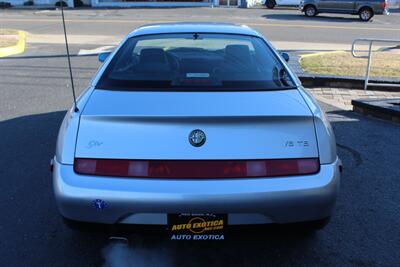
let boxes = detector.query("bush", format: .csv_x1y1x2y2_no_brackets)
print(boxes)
54,0,67,7
0,1,12,8
23,0,34,5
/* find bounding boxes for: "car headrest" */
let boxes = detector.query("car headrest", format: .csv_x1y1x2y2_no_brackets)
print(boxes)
225,45,252,64
139,48,167,64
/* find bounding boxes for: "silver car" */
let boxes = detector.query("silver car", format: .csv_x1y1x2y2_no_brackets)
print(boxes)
52,23,341,233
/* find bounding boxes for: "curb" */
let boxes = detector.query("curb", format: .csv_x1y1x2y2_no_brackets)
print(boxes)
352,99,400,123
0,31,26,58
299,75,400,91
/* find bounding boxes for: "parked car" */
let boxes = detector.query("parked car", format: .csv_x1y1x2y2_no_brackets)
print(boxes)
262,0,301,9
52,23,341,233
300,0,389,21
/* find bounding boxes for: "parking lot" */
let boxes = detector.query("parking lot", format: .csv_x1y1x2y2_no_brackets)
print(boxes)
1,7,400,51
0,6,400,267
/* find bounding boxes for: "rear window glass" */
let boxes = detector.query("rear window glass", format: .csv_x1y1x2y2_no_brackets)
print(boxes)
96,33,295,91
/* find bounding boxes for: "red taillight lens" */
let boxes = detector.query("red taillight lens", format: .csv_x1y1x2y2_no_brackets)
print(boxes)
381,1,387,9
74,158,320,179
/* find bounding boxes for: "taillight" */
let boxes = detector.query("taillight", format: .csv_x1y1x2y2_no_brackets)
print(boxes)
381,0,387,9
74,158,320,179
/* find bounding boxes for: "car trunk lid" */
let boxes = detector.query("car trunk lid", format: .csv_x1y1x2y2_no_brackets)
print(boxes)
75,89,318,160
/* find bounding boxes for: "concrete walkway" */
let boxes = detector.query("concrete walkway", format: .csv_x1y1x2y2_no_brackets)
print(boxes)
306,87,400,110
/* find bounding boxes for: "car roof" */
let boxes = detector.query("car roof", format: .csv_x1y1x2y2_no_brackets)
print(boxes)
128,22,262,38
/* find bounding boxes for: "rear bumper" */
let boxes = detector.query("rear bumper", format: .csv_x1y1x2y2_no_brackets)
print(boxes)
53,157,341,225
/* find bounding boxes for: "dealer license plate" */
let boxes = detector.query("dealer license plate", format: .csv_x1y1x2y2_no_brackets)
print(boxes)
168,213,226,241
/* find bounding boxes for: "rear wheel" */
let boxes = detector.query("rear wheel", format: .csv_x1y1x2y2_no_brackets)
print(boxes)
265,0,276,9
359,7,373,21
295,217,331,231
62,216,111,233
62,216,165,234
304,5,317,17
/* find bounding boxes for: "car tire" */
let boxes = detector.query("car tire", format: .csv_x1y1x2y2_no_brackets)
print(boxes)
304,5,317,17
265,0,276,9
296,217,331,231
62,216,111,233
62,217,168,235
359,7,374,21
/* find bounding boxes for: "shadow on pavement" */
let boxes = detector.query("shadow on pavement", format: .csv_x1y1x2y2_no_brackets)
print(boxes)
0,111,106,266
1,108,399,266
102,225,320,267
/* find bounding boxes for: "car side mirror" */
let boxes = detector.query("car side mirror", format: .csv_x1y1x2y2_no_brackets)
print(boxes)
98,52,111,63
281,52,290,62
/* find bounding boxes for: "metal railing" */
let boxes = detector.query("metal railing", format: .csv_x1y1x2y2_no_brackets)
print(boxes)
351,38,400,90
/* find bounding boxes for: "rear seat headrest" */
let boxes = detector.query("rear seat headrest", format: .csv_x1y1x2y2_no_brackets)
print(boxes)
139,48,167,64
225,45,252,64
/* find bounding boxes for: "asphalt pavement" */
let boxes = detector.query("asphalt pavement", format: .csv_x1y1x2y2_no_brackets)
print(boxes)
0,41,399,266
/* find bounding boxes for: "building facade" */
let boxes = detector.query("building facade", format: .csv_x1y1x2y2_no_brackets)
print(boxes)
5,0,398,9
5,0,260,7
6,0,75,6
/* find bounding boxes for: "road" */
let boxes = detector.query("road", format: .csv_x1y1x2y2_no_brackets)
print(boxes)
1,7,400,51
0,40,400,266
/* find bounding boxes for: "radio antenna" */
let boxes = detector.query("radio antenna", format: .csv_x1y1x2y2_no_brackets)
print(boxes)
59,0,78,112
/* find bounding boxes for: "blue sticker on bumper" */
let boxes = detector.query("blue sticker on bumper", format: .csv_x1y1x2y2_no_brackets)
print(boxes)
92,199,107,211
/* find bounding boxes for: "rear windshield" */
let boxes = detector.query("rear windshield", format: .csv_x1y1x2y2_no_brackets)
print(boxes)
96,33,296,91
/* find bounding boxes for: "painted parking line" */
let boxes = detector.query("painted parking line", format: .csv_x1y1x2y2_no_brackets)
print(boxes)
78,46,115,55
1,18,400,32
